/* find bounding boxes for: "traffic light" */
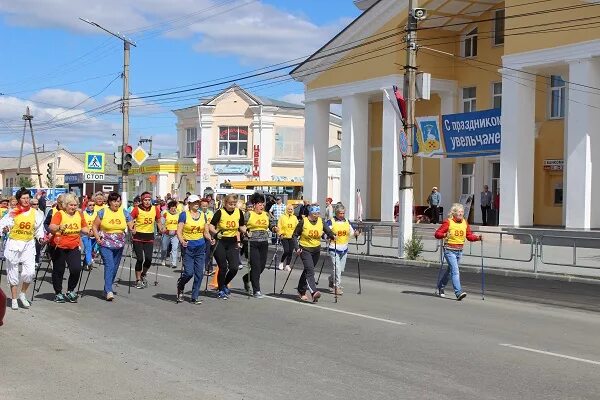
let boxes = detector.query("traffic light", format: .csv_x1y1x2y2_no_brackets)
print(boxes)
46,162,54,186
123,144,133,171
114,145,123,169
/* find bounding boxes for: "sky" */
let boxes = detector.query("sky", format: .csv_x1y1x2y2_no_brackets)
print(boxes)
0,0,360,157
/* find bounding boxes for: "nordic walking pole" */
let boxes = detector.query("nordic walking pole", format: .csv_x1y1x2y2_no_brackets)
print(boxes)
80,266,93,298
272,237,280,295
436,240,446,295
355,235,362,295
480,239,485,301
333,241,338,303
279,253,299,295
246,231,251,298
315,257,326,286
0,257,4,285
204,236,220,294
153,236,160,286
115,241,130,286
128,240,134,294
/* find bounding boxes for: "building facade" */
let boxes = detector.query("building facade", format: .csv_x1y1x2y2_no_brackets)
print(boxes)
292,0,600,228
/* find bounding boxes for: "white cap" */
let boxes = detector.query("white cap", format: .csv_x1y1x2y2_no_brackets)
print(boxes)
187,194,201,203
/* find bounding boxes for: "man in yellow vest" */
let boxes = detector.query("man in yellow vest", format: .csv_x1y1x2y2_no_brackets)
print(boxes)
434,203,482,301
0,187,45,310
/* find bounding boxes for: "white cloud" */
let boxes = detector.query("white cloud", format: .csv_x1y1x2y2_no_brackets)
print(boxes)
0,0,351,64
30,88,96,108
280,93,304,105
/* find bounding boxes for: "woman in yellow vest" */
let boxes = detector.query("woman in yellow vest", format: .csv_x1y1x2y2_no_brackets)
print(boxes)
92,192,135,301
206,194,246,300
161,200,181,268
292,204,335,302
176,195,210,304
49,193,89,303
130,192,163,289
434,203,482,300
93,191,107,213
0,187,45,310
241,193,274,299
275,204,298,271
81,200,98,271
326,204,359,295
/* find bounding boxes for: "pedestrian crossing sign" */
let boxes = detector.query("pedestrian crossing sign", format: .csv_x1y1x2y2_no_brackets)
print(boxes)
84,152,105,173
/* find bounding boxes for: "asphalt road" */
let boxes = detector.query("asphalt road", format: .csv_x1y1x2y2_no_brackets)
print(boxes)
2,251,599,400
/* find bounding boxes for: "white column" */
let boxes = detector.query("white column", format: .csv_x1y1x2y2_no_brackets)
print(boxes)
341,94,369,221
565,58,600,229
381,88,399,222
439,92,456,218
499,70,535,226
197,106,214,196
304,100,330,203
157,172,169,197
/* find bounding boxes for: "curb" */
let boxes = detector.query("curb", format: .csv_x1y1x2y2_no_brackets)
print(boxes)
336,252,600,286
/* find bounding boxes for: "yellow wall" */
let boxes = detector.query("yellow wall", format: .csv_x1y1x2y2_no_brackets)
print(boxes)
504,0,600,55
368,102,383,220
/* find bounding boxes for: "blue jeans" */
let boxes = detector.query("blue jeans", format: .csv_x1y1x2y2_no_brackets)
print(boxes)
161,234,179,266
81,235,97,266
178,244,206,300
437,248,463,297
99,246,124,295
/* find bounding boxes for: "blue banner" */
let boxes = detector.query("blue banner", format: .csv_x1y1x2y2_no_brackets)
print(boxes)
11,187,67,202
442,108,501,157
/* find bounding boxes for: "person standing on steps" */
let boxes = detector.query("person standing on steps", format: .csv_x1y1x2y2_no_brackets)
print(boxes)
275,204,298,271
434,203,482,301
130,192,164,289
206,194,246,300
292,205,335,303
427,186,441,224
176,195,210,304
0,187,45,310
480,185,492,226
241,193,274,299
49,193,89,303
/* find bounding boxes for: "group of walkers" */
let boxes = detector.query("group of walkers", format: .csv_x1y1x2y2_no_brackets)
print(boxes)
0,184,482,322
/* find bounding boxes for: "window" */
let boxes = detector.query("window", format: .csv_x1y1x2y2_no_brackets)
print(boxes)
554,184,563,205
337,130,342,141
492,82,502,109
550,75,566,119
462,87,477,113
461,163,474,195
493,9,505,46
464,28,478,58
275,127,305,160
185,127,197,157
218,126,248,156
491,162,500,198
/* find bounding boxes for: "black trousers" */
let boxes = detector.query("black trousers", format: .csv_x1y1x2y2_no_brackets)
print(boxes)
242,241,268,292
481,205,491,226
35,241,42,264
430,206,439,224
51,247,82,294
214,239,240,290
133,241,153,273
298,248,319,295
281,239,294,266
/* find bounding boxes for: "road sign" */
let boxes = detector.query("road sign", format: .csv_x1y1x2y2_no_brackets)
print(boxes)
132,146,149,166
84,152,105,173
84,173,105,181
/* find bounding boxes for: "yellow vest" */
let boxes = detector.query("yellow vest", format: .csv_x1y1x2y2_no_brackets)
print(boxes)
218,208,241,238
278,213,298,239
58,210,83,236
135,207,156,234
0,207,8,219
164,210,180,232
100,208,127,234
182,211,206,241
446,218,467,246
246,211,269,232
94,204,107,213
176,203,184,213
299,217,323,248
83,210,97,229
330,219,351,246
9,209,36,241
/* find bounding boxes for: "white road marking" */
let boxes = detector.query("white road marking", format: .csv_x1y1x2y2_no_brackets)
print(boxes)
265,295,406,326
500,344,600,366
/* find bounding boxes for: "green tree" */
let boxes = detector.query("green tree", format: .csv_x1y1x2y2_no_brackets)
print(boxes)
17,176,34,188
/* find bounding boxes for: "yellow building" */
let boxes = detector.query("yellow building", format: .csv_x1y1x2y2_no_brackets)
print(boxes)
292,0,600,228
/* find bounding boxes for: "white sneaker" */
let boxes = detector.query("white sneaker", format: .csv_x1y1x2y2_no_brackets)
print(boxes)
277,262,284,270
161,260,166,266
18,292,30,309
11,299,19,310
284,265,291,272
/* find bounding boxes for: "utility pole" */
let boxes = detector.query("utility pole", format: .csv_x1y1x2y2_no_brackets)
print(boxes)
17,107,43,188
80,18,136,203
398,1,425,257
